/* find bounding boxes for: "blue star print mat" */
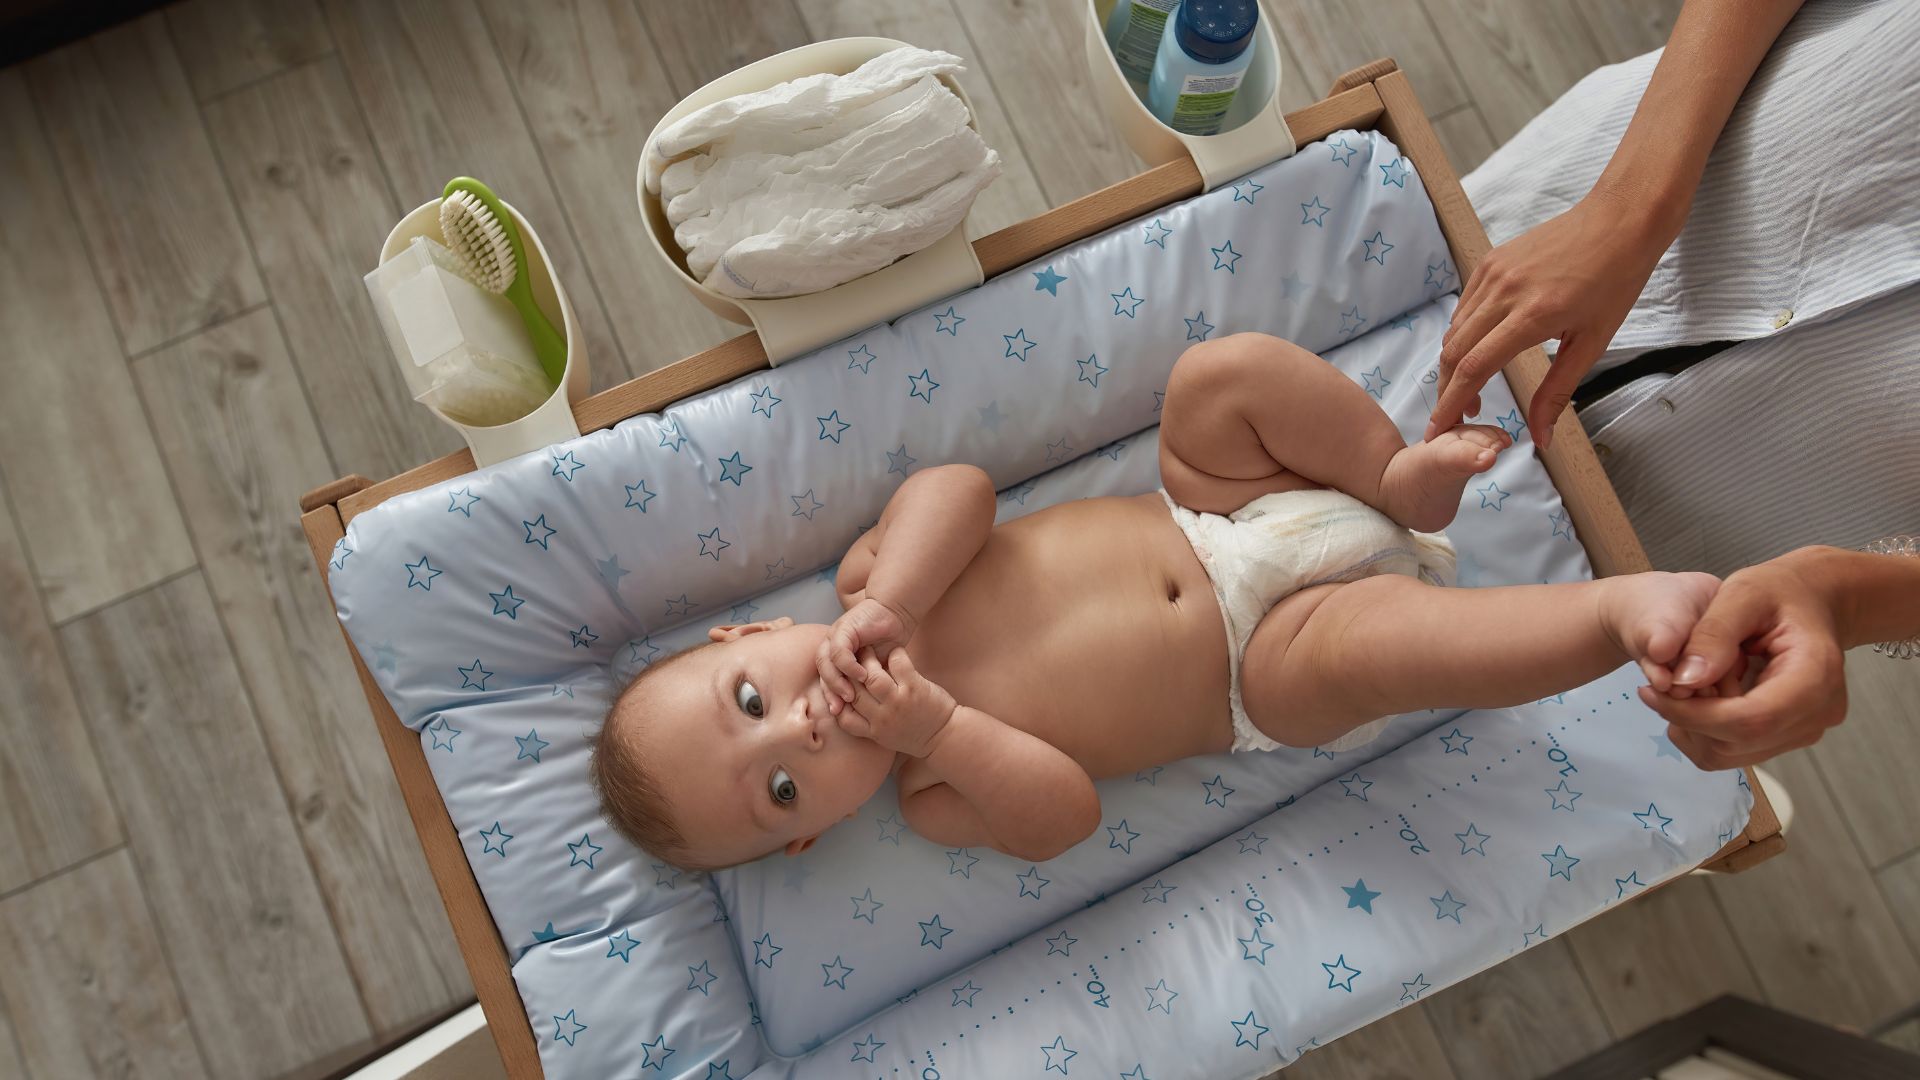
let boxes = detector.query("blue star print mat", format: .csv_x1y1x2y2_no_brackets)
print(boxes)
328,129,1751,1078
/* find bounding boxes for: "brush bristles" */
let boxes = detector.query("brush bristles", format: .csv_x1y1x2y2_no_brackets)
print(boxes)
439,190,516,293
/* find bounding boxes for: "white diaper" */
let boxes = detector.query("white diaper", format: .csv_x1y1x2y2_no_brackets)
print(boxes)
1163,488,1457,754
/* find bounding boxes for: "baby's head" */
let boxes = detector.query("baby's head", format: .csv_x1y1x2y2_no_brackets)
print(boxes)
592,618,897,871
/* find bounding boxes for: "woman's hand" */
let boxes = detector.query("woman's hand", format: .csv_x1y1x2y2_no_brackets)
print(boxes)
1638,551,1849,770
1428,188,1669,448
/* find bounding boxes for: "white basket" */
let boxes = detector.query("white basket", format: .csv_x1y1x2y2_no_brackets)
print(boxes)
1084,0,1297,189
636,38,987,365
378,199,588,469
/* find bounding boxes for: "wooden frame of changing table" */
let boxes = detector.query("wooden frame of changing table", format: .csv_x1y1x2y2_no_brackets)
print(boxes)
298,60,1784,1078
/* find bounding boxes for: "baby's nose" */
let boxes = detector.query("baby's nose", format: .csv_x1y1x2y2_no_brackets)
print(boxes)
784,693,824,750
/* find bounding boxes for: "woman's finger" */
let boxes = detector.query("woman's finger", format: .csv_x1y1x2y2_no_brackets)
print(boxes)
1527,328,1604,450
1430,311,1544,438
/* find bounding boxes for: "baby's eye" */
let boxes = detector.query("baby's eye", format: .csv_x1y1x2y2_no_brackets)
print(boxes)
736,679,764,718
769,768,797,805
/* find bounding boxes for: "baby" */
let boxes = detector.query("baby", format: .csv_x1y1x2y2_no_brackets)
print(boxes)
593,333,1715,870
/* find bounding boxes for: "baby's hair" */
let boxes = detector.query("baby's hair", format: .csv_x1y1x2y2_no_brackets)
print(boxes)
591,642,717,872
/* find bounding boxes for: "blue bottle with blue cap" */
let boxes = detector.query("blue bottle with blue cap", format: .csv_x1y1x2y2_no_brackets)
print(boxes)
1147,0,1259,136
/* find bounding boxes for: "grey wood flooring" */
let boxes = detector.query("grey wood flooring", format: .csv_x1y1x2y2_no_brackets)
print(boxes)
0,2,1914,1077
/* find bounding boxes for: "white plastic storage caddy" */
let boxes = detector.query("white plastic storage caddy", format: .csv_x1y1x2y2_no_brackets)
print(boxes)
1084,0,1298,188
636,37,987,365
379,199,589,469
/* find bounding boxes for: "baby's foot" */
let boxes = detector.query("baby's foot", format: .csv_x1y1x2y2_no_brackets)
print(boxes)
1379,424,1510,532
1599,571,1720,690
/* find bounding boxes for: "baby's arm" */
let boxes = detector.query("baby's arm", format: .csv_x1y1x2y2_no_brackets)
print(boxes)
901,708,1101,861
842,649,1099,862
820,464,995,703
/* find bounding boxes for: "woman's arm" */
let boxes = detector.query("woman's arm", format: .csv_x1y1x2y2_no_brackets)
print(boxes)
1590,0,1805,239
1430,0,1806,447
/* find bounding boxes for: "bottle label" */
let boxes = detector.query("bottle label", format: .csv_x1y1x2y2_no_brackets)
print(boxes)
1113,0,1178,84
1171,70,1246,135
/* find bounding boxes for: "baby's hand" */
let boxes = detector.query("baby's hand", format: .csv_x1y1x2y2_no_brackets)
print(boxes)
817,598,915,711
836,648,955,758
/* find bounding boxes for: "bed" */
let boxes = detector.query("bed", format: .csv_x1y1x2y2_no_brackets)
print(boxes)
299,60,1783,1079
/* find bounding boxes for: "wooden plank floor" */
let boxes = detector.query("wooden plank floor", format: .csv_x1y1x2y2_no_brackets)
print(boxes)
1,2,1914,1077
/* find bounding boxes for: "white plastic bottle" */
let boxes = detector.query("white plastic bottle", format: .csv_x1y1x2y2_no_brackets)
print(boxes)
1104,0,1181,91
1147,0,1259,136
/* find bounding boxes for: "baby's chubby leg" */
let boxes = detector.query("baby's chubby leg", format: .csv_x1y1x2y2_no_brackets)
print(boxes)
1159,333,1508,530
1240,570,1719,749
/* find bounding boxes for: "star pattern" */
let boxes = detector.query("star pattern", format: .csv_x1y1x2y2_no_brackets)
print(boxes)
1634,803,1674,834
1232,1010,1270,1048
908,367,941,403
1210,240,1243,273
1185,311,1215,341
933,305,965,334
1033,266,1067,295
1343,879,1382,913
638,1033,672,1070
717,451,751,485
1141,878,1176,903
1046,930,1076,956
405,556,442,591
554,1010,587,1047
1041,1035,1077,1074
1363,230,1394,265
478,821,512,856
850,888,884,923
624,480,656,511
1456,823,1491,855
1546,779,1583,812
1430,891,1466,922
875,812,908,844
1542,844,1581,880
1440,727,1473,754
1359,365,1391,398
687,960,718,995
1478,481,1511,511
821,955,855,988
1322,954,1362,991
952,979,983,1006
428,716,461,750
748,385,781,418
1328,137,1358,165
947,848,979,878
1077,354,1109,388
918,914,953,947
850,1034,884,1063
447,487,481,516
1107,819,1141,853
1016,866,1050,899
1238,925,1273,964
817,410,851,443
1202,774,1235,807
697,526,730,560
1236,829,1269,854
1379,157,1410,187
753,932,781,968
847,344,877,373
1004,328,1037,361
457,659,492,691
606,928,640,961
550,450,585,481
489,584,524,618
886,444,917,476
1144,978,1179,1013
514,729,549,762
1110,286,1145,317
567,833,603,869
1143,219,1172,247
1231,178,1263,204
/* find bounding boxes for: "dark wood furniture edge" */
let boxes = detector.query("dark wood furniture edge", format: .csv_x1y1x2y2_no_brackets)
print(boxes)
1546,994,1920,1080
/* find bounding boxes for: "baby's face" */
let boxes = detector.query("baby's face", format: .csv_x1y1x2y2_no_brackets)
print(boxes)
639,622,896,866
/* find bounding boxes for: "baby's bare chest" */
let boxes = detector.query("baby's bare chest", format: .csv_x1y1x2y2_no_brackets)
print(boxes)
908,494,1236,773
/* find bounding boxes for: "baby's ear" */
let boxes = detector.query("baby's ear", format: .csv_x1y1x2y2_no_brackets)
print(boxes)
708,616,795,643
784,833,819,856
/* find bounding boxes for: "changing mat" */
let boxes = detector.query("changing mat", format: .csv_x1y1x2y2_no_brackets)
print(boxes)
327,130,1750,1078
